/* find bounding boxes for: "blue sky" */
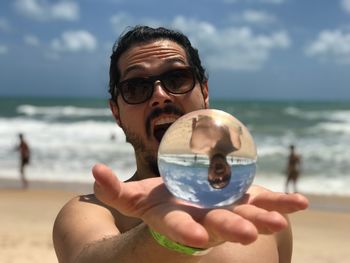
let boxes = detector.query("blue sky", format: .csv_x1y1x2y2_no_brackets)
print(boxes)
1,0,350,100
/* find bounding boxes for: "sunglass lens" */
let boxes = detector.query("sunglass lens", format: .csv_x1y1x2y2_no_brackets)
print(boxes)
121,79,153,104
163,69,194,94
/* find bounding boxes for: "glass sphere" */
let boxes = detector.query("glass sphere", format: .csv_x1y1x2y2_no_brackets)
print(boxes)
158,109,257,208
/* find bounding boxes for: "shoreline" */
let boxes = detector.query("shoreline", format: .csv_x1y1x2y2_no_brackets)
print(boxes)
0,177,93,194
1,177,350,213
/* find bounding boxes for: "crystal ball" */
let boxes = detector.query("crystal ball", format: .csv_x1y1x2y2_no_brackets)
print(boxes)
158,109,257,208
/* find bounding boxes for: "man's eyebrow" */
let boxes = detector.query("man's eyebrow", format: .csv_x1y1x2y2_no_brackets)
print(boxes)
122,58,188,78
122,64,144,78
162,57,187,66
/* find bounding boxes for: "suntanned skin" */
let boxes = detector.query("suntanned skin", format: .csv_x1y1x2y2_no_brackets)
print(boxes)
53,39,308,263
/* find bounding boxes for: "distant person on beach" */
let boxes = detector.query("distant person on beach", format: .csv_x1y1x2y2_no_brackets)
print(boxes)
53,26,308,263
16,133,30,189
285,145,302,193
110,132,116,141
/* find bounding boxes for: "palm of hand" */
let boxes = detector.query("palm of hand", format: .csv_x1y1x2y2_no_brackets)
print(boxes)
93,163,308,248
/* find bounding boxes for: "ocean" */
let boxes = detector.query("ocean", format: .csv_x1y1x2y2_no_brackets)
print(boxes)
1,97,349,196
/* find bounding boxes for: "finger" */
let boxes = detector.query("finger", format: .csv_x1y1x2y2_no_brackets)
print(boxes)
93,163,166,217
233,204,288,234
200,209,258,245
92,163,122,207
250,192,309,213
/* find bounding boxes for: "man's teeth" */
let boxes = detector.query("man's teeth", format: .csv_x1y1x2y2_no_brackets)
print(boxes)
154,117,178,126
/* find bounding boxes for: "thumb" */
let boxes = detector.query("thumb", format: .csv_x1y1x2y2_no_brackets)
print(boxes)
92,163,121,207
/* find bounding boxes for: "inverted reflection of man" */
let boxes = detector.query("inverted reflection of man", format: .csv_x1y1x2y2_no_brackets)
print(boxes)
190,115,242,188
208,153,231,189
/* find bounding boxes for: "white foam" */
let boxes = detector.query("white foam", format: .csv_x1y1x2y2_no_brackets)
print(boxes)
17,105,111,118
284,107,350,123
0,117,136,182
312,122,350,134
284,106,301,116
326,110,350,123
254,172,350,196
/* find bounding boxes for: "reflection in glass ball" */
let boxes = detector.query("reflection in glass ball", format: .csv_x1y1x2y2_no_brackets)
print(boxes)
158,109,257,208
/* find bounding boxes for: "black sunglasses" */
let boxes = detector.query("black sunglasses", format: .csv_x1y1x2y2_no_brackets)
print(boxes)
114,67,196,104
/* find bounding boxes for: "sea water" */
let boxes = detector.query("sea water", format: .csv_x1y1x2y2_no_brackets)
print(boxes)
0,97,350,196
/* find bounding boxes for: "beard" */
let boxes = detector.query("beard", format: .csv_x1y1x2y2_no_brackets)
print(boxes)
119,104,184,177
123,127,160,177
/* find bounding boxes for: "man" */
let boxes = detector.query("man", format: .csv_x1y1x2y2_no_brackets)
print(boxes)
17,133,30,189
53,26,308,263
285,145,302,193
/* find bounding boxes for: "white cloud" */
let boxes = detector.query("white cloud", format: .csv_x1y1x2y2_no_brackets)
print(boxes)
241,9,277,24
108,14,289,71
305,29,350,64
14,0,79,21
110,12,162,35
0,18,11,32
51,30,97,53
171,16,216,40
51,1,79,20
110,13,135,34
24,35,40,46
172,16,290,71
0,44,9,55
341,0,350,13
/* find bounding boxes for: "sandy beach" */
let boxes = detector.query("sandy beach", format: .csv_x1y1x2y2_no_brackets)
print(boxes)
1,179,349,263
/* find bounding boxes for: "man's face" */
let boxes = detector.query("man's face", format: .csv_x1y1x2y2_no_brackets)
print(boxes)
208,154,231,189
110,39,209,173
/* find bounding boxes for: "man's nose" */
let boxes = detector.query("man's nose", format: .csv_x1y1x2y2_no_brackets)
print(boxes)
149,80,173,107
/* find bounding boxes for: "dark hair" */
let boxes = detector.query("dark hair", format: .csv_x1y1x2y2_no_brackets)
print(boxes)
109,25,208,100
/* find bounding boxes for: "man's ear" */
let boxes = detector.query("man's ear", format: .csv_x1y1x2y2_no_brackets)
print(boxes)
109,100,121,126
201,81,209,108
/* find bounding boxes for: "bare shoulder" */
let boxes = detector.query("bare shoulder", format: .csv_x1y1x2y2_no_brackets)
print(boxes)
53,194,119,263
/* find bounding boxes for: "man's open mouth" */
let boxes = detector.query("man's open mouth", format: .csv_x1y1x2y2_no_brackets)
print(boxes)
153,117,178,143
215,166,225,174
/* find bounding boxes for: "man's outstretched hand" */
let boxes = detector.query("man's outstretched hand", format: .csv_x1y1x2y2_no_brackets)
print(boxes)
92,163,308,249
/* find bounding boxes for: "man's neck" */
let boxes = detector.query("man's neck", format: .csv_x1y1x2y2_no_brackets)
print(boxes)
132,154,160,181
125,170,158,182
